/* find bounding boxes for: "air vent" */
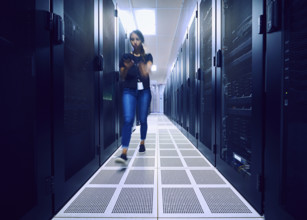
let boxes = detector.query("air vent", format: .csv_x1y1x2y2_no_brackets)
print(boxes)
161,170,191,184
64,188,115,213
162,188,203,213
199,188,252,213
160,158,183,167
190,170,226,184
112,188,153,213
125,170,154,184
90,170,125,184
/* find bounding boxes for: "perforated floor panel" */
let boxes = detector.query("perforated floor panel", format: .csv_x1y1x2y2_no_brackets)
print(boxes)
53,114,264,220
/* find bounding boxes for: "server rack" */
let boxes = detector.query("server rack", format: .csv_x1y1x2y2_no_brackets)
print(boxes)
177,50,182,126
177,50,180,125
1,0,53,219
215,0,264,213
117,17,126,143
52,0,100,212
265,0,307,219
198,0,215,165
165,0,265,214
188,14,197,142
182,40,188,131
99,0,119,163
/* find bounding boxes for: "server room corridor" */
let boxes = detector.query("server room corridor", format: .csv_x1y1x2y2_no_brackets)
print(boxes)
53,114,263,220
2,0,307,219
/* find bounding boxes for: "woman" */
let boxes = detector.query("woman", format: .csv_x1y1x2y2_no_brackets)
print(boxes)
115,30,153,164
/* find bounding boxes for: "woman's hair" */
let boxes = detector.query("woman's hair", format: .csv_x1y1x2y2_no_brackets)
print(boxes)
130,29,145,61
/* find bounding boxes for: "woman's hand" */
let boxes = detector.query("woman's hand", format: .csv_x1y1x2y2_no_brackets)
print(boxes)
120,59,134,79
124,59,134,69
138,61,152,77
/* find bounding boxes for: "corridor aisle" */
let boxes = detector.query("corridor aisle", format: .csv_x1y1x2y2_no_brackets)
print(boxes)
53,114,264,220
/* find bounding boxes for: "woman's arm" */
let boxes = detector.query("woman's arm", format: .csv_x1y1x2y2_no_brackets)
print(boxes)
139,60,152,77
120,59,134,79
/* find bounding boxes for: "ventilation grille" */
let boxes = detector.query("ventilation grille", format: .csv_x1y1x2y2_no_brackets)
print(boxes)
137,149,155,156
177,143,195,149
64,188,115,213
159,136,171,140
160,150,179,156
125,170,154,184
90,170,125,184
159,140,173,144
161,170,191,184
175,140,190,144
132,158,155,167
160,143,176,149
184,158,210,167
199,188,252,213
146,139,156,143
112,188,153,213
160,158,183,167
162,188,203,213
190,170,226,184
180,150,201,156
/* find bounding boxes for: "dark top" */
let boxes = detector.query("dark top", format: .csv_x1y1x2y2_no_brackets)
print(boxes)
119,53,153,89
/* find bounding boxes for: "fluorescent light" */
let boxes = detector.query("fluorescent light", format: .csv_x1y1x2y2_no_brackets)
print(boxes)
134,9,156,35
118,10,136,34
151,65,157,71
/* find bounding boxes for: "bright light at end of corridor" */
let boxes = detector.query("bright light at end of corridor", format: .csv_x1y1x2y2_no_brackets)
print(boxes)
135,9,156,35
151,65,157,71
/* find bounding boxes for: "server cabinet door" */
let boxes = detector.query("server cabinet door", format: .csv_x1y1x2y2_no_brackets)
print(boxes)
117,18,126,141
182,40,188,131
188,14,197,143
265,1,307,219
198,0,215,164
177,52,182,126
1,1,53,219
100,0,118,163
176,55,179,124
216,0,264,213
52,0,100,212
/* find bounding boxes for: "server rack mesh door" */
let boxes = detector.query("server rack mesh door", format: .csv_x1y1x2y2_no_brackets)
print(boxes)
199,0,213,150
118,19,126,138
282,0,307,219
102,0,116,149
183,40,188,130
63,0,96,180
189,19,196,137
1,1,53,219
220,0,252,176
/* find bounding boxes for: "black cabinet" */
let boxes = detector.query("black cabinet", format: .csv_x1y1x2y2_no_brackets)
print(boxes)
1,0,123,218
265,1,307,219
52,0,100,212
216,0,264,213
164,0,265,214
198,0,215,165
1,0,53,219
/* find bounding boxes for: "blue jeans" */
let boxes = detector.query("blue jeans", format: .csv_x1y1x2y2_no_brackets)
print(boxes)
121,88,152,148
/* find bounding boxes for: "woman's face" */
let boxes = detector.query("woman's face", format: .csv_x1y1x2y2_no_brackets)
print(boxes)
130,33,142,50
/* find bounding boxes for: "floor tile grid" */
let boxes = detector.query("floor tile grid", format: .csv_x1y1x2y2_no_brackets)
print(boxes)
54,131,158,218
104,131,158,218
157,128,213,218
54,115,263,219
156,116,263,218
159,123,262,218
104,141,157,218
